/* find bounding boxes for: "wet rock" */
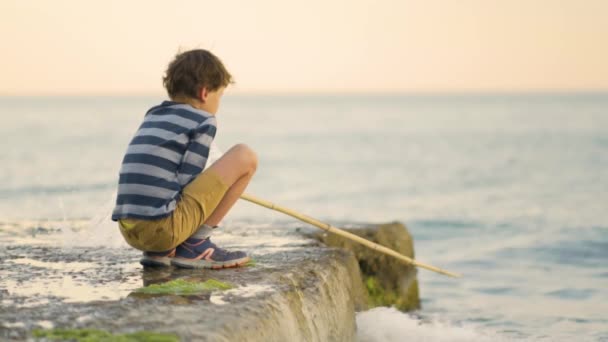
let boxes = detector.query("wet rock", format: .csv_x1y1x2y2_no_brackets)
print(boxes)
312,221,421,311
0,223,369,341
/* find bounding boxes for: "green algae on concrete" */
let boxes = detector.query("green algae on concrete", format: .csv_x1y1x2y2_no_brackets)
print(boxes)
32,328,179,341
365,275,420,311
135,278,232,295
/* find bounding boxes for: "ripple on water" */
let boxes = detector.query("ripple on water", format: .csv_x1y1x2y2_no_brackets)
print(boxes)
544,288,598,300
494,235,608,268
450,259,497,270
472,287,517,296
409,219,484,241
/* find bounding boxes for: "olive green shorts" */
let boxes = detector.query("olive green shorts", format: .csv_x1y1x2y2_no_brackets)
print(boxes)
118,169,228,252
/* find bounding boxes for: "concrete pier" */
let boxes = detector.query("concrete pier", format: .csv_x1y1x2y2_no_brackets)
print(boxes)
0,221,419,341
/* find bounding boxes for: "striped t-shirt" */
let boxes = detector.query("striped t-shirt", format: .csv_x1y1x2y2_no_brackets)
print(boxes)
112,101,217,221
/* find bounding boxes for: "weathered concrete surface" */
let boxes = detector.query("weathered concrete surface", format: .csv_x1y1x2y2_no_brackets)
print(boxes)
0,222,368,341
313,221,421,311
0,221,421,341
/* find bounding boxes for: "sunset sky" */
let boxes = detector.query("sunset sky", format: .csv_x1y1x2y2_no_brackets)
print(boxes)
1,0,607,95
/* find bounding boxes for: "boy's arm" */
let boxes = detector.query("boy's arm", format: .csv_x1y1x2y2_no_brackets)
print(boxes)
177,116,217,185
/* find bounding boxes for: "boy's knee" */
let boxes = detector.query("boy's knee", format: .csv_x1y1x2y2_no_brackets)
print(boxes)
233,144,257,172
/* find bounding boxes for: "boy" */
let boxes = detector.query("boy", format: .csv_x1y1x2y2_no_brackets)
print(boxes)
112,49,257,269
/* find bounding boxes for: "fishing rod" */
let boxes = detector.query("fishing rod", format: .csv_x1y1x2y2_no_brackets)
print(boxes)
208,143,460,278
239,193,461,278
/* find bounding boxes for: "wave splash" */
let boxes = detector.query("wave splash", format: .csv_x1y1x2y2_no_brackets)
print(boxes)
356,307,513,342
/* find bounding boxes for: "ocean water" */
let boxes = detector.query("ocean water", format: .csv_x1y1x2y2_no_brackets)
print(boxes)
1,94,607,341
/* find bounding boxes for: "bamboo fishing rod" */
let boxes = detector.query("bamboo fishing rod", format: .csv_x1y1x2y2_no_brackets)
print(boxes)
240,193,461,278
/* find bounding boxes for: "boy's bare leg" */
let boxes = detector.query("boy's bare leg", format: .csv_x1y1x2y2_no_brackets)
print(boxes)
170,144,256,269
203,144,257,226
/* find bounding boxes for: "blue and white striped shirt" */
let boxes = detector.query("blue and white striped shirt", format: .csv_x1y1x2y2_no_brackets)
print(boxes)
112,101,217,221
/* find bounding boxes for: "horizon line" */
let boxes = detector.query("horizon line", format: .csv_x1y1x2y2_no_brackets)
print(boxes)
1,89,608,98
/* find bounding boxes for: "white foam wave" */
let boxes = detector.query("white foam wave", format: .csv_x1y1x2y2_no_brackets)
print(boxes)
356,307,512,342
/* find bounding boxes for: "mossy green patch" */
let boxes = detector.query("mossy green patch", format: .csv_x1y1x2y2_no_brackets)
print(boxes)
365,275,420,311
365,276,396,307
315,222,421,311
135,278,233,295
32,328,178,341
245,258,257,267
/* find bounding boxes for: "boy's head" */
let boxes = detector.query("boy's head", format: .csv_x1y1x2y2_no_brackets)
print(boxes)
163,49,233,112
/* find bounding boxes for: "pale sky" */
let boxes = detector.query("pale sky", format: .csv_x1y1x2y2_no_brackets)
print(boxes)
1,0,607,95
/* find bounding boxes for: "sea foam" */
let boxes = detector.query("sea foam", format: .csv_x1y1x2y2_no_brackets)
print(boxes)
356,307,513,342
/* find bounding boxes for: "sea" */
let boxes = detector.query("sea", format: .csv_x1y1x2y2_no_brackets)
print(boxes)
1,93,607,341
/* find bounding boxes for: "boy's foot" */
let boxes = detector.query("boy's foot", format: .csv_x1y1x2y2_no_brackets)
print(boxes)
171,237,250,269
140,249,176,267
